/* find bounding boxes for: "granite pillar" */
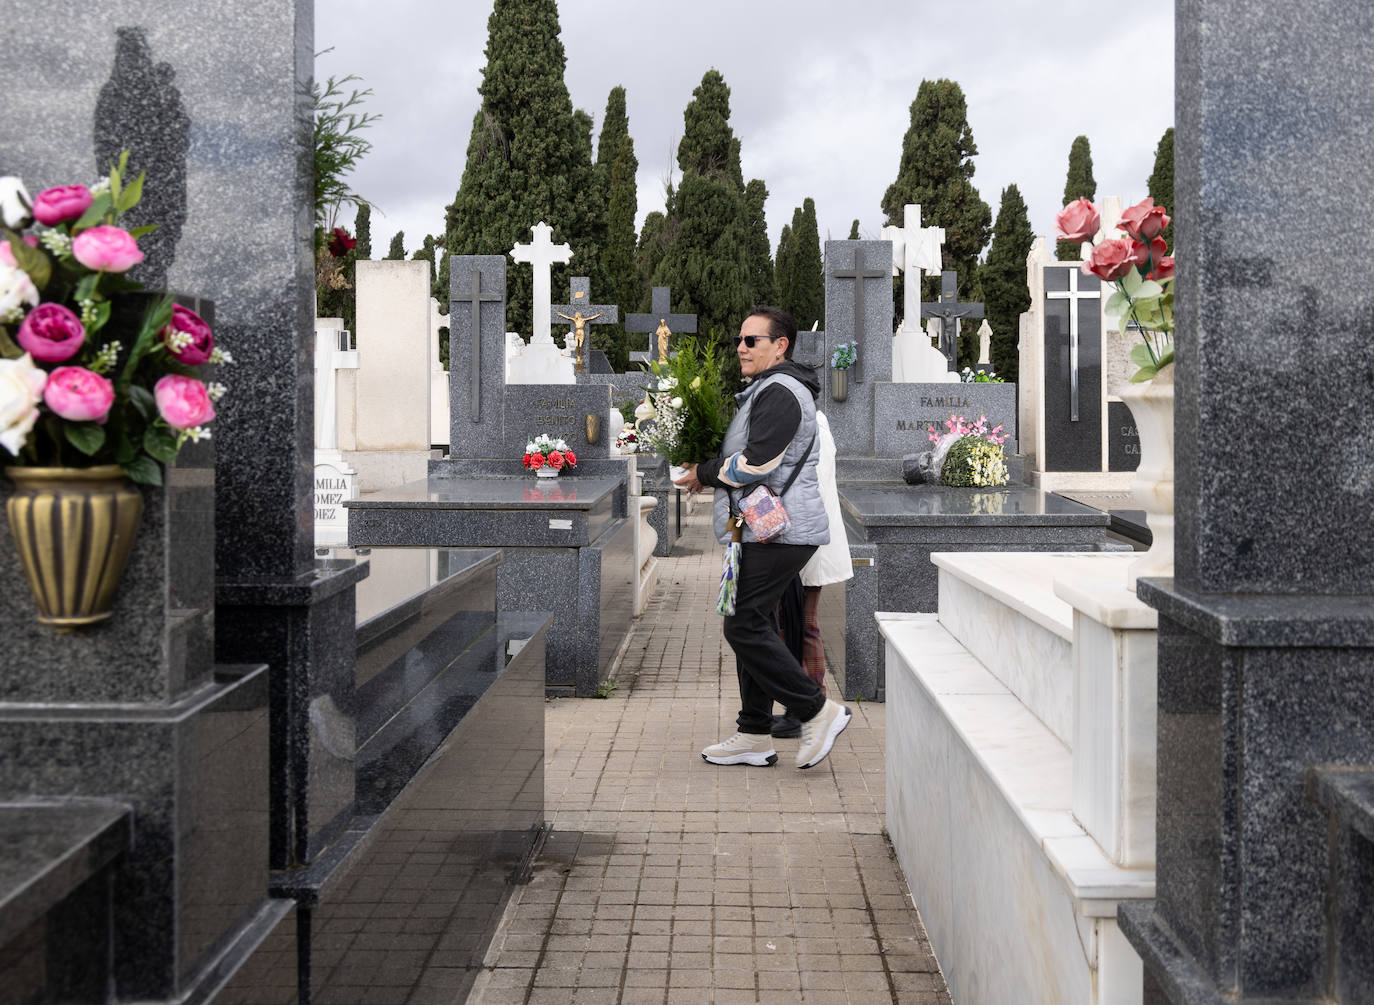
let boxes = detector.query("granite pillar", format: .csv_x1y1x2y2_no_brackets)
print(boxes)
1118,2,1374,1000
1,1,332,1000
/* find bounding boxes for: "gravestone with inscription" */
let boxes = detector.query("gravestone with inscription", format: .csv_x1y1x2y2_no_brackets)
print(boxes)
1107,400,1141,472
1019,230,1152,493
314,318,358,545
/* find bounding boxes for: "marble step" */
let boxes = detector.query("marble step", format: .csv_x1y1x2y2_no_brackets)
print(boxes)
931,551,1102,745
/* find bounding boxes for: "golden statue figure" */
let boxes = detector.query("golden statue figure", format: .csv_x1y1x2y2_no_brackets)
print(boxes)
556,309,603,373
655,318,672,362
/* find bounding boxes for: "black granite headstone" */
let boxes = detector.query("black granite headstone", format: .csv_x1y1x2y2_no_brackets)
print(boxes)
1107,400,1141,472
1042,265,1102,471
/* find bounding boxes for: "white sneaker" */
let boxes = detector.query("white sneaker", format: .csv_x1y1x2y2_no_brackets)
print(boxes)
701,732,778,767
796,700,851,769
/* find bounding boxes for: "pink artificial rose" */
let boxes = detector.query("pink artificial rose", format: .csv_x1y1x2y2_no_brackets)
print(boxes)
1055,197,1101,244
1083,238,1137,282
161,304,215,364
1131,236,1169,270
44,366,114,424
0,234,38,268
72,225,144,273
1118,198,1171,242
1149,256,1176,282
154,374,216,430
31,185,94,226
16,302,87,362
547,450,565,469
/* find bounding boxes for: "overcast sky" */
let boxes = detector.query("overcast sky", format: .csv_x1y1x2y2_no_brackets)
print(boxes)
317,0,1174,264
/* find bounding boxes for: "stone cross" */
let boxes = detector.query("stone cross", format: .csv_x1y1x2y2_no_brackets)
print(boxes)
449,256,507,456
1044,266,1100,422
830,245,887,383
452,263,503,421
920,271,984,373
510,221,572,342
881,204,945,332
551,277,618,373
626,286,698,364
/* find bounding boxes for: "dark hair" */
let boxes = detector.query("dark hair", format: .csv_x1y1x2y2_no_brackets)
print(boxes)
746,305,797,359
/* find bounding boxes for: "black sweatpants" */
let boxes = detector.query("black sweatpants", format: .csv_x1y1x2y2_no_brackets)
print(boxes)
723,542,825,734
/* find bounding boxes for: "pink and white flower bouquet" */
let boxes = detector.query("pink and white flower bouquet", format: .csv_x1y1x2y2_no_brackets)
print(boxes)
0,153,229,484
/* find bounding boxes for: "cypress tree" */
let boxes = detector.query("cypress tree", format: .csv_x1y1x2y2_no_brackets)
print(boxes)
412,234,438,302
785,198,823,331
443,0,599,339
742,179,775,307
773,224,793,312
848,219,860,240
980,184,1034,383
882,78,991,308
354,203,372,260
637,210,668,301
1147,126,1175,250
650,70,752,338
385,231,405,260
1056,135,1097,259
433,247,450,305
595,86,638,372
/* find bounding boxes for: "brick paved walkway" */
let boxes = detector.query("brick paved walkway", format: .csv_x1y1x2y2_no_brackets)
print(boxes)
470,496,951,1004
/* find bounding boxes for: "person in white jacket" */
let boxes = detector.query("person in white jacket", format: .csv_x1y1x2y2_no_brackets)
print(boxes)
797,411,852,693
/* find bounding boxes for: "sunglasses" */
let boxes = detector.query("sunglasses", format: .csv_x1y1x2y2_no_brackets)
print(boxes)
733,334,782,348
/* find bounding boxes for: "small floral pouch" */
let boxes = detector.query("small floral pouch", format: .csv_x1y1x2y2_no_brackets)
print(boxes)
737,485,791,543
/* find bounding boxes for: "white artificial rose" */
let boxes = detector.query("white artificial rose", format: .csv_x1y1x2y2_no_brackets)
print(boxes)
0,176,32,229
0,260,39,322
0,353,47,456
669,396,683,409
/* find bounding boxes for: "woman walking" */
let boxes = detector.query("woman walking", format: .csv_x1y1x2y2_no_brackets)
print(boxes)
674,306,850,770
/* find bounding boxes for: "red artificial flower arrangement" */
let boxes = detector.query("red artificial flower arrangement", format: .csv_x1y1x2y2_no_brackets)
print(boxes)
522,433,577,473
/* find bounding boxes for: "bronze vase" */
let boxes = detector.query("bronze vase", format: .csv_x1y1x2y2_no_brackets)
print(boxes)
4,465,144,629
832,368,849,402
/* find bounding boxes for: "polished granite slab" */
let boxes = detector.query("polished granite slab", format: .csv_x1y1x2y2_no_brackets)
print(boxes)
842,484,1111,529
0,800,131,950
347,477,619,550
347,475,621,509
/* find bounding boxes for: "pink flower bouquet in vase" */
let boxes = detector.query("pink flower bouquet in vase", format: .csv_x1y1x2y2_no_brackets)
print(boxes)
0,152,231,627
1057,195,1175,589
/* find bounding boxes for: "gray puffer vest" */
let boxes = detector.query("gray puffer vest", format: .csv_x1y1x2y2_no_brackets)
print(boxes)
712,371,830,546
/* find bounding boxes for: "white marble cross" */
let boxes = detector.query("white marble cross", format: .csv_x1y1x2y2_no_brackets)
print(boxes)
510,221,572,343
882,203,955,382
881,203,945,332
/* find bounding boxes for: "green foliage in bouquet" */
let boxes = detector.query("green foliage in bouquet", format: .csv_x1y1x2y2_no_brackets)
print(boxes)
643,335,734,466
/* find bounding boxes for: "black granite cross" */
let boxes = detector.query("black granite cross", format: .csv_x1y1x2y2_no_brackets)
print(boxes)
920,271,984,373
452,266,502,421
551,277,618,374
831,246,887,383
625,286,697,365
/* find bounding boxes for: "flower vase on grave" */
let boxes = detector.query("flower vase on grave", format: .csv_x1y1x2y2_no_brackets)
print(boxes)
831,369,849,402
536,466,559,479
4,465,143,628
1119,362,1174,590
